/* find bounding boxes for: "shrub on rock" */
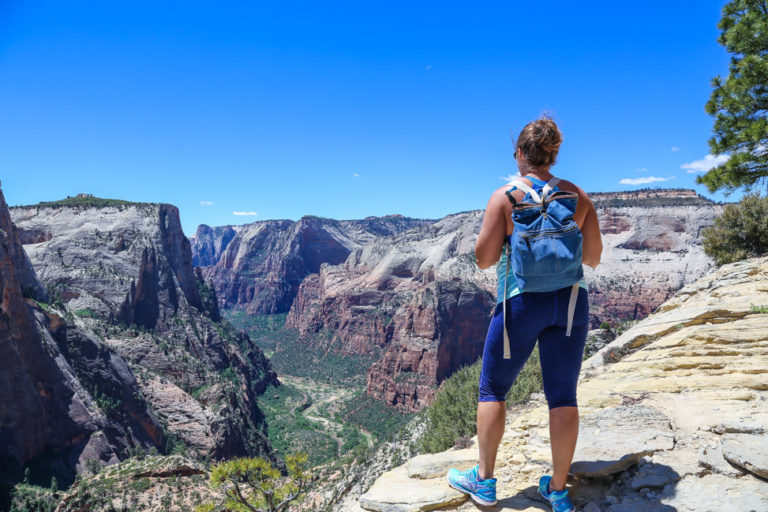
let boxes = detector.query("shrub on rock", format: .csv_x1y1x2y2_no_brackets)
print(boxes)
703,194,768,265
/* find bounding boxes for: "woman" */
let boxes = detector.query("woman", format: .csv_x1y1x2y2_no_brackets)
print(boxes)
448,117,602,512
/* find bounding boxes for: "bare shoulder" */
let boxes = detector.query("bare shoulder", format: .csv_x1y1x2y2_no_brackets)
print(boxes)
556,179,594,206
490,184,514,204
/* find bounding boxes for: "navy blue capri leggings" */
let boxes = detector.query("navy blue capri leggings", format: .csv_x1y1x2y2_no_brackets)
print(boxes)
478,286,589,409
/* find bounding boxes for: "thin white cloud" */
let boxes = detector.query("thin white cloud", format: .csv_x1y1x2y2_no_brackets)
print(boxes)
637,168,648,173
681,154,729,174
200,200,214,206
353,173,360,177
619,176,675,185
671,146,680,152
233,211,258,216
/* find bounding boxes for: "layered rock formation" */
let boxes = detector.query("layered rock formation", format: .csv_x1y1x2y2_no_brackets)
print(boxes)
192,215,433,314
351,256,768,512
587,190,719,325
286,211,496,411
10,199,277,461
0,187,163,480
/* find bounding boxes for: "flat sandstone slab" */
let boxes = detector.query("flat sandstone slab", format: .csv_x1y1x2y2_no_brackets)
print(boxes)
721,433,768,479
406,448,479,479
660,473,768,512
359,466,467,512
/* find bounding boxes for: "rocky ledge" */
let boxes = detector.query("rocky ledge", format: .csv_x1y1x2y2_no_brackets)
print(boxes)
351,256,768,512
55,455,214,512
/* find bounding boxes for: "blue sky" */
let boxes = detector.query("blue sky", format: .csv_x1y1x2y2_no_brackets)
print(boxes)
1,1,733,235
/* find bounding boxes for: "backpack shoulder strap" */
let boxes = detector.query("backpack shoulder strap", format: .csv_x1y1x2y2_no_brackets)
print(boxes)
506,179,542,204
542,177,561,202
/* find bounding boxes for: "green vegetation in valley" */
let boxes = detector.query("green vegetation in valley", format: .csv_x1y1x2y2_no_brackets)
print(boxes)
224,311,288,353
270,333,378,387
338,392,414,443
700,0,768,193
419,350,542,454
223,310,379,387
703,194,768,265
258,383,341,467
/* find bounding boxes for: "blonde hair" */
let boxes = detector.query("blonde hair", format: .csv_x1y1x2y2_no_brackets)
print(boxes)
514,116,563,167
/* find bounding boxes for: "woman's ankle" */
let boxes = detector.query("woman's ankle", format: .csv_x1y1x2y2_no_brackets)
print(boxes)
478,469,493,481
549,479,566,492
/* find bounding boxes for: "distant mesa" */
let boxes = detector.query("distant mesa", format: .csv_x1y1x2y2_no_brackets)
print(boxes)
591,188,716,208
11,195,157,209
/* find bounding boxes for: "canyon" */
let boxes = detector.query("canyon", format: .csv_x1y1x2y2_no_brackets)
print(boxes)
193,189,719,411
0,185,723,510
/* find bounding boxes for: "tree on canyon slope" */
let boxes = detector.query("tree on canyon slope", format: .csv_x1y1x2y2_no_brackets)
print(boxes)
195,453,310,512
699,0,768,193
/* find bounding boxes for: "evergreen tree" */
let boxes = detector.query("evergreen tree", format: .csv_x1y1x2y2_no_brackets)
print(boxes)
195,453,310,512
700,0,768,193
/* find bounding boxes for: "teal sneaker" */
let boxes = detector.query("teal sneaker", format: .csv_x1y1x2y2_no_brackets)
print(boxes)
538,475,575,512
447,465,497,506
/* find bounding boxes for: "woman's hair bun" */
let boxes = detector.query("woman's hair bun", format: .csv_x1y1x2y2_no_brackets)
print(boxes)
515,116,562,167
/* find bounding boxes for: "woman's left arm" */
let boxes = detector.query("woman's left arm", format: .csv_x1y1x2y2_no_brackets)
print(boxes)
475,187,509,269
576,188,602,268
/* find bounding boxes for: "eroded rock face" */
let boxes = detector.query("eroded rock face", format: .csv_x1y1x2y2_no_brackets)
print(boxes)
11,202,201,318
0,187,163,477
585,199,718,326
354,256,768,512
10,200,277,460
286,211,495,411
190,224,239,267
193,215,434,314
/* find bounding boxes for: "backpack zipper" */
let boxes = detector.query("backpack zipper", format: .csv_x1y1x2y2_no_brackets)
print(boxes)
520,224,579,242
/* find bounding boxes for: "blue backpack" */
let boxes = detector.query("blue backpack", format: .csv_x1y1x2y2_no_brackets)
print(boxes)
500,177,584,357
